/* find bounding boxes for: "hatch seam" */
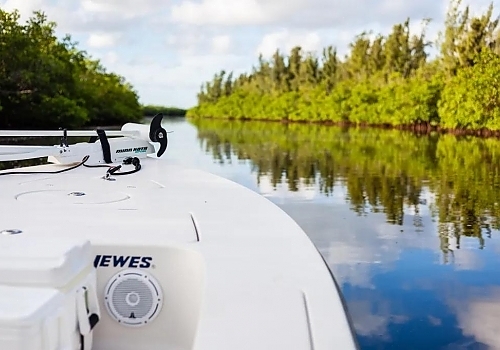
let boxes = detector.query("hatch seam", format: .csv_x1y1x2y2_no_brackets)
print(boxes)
302,291,315,350
189,212,200,242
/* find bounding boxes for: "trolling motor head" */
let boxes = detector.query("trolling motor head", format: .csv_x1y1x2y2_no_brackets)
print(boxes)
119,113,169,159
149,114,168,157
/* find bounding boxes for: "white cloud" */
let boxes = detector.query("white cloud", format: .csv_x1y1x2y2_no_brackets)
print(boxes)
450,246,484,270
79,0,161,19
256,29,321,57
258,174,318,202
347,298,408,340
102,51,119,65
170,0,445,29
80,0,116,13
277,186,448,289
165,26,231,56
447,287,500,349
1,0,44,18
164,54,248,87
170,0,303,26
102,52,249,101
210,35,231,55
87,32,121,48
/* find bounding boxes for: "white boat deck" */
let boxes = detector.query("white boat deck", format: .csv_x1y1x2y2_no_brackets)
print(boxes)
0,157,358,350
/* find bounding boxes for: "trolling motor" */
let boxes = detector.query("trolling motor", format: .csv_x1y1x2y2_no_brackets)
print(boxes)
0,113,170,165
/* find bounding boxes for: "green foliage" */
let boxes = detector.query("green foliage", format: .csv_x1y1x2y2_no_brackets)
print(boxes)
438,49,500,130
141,105,186,117
0,9,143,129
188,0,500,131
193,118,500,251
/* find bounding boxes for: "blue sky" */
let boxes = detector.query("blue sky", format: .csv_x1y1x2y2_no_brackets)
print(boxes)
0,0,494,109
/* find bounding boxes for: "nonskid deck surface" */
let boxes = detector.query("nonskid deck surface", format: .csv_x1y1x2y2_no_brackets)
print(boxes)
0,158,358,349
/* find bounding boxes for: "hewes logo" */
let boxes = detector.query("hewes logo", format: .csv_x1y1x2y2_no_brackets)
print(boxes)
94,255,153,268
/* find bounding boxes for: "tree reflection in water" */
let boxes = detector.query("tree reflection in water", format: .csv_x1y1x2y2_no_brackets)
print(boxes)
193,118,500,257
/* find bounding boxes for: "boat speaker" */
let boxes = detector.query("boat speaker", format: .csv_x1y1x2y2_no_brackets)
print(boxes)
103,269,163,327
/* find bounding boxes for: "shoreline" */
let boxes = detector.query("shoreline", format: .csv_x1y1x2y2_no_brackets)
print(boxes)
188,116,500,139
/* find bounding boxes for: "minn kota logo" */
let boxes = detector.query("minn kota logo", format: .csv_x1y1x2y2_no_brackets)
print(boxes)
115,147,148,154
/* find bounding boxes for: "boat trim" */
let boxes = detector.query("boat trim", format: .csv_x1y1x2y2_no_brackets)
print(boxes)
315,247,360,350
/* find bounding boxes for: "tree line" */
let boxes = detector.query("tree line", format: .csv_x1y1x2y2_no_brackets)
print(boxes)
188,0,500,132
0,9,181,130
142,105,186,117
193,118,498,255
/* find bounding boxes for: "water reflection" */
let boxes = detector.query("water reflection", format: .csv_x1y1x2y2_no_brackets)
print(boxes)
189,118,500,349
192,119,500,253
278,201,500,349
451,287,500,349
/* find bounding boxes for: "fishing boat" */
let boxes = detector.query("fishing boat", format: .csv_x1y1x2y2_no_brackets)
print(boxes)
0,114,358,350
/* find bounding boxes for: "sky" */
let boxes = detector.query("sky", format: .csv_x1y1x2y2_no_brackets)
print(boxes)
0,0,495,109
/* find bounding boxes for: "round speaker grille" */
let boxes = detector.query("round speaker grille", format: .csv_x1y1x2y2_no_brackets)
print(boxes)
104,269,163,327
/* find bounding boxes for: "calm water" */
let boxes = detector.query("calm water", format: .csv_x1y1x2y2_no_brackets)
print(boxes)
3,118,500,349
163,118,500,350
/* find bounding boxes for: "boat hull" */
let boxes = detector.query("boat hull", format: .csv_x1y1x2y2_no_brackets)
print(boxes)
0,157,358,349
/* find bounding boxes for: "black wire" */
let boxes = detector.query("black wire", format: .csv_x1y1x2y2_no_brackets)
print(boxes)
0,155,91,176
83,163,112,168
0,155,142,177
108,157,141,176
